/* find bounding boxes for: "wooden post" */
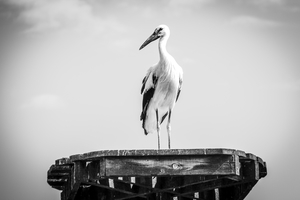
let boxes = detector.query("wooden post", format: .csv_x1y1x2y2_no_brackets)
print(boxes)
69,161,86,200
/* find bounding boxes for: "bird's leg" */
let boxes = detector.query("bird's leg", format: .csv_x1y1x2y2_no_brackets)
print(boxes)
167,109,172,149
156,109,161,150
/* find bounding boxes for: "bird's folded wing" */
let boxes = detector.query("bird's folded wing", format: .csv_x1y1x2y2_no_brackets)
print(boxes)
176,76,183,102
140,68,158,121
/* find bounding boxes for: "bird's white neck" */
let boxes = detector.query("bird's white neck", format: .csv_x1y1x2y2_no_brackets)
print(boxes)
158,35,170,62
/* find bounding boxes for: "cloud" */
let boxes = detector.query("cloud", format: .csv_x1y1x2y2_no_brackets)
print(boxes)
166,0,214,15
168,0,213,7
237,0,286,7
22,94,65,110
230,15,280,28
5,0,127,36
26,0,99,34
238,0,300,11
250,0,285,6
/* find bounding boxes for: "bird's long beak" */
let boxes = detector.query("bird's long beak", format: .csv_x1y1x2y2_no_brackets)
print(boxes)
139,32,160,50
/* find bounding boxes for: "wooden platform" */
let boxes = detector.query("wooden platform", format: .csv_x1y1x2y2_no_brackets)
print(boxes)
47,148,267,200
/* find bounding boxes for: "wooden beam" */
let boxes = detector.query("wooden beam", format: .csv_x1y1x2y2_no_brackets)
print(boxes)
70,149,245,162
103,155,238,177
67,161,86,200
240,160,259,181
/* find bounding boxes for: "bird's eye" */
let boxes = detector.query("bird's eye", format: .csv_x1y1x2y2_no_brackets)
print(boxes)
157,28,163,33
154,28,163,35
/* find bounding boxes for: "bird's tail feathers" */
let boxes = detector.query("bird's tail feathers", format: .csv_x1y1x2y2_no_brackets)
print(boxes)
141,108,169,135
141,109,157,135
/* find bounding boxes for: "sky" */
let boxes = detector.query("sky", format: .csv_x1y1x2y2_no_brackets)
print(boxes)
0,0,300,199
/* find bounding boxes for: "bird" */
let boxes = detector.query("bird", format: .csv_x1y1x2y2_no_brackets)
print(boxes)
139,25,183,150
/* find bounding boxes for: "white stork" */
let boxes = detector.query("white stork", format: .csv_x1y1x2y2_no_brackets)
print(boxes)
139,25,183,150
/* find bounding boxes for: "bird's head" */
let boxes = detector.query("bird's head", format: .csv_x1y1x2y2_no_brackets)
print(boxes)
139,25,170,50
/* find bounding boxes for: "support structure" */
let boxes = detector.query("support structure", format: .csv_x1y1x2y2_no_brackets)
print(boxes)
47,148,267,200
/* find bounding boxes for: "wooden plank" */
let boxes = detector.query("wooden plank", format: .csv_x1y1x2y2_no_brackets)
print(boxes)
48,171,70,182
47,165,72,190
48,165,72,174
256,156,264,165
70,149,244,162
206,149,240,155
259,162,267,178
56,158,72,166
245,153,256,161
47,177,68,184
234,154,240,176
63,172,72,200
103,155,238,177
240,160,259,181
215,188,220,200
99,158,106,178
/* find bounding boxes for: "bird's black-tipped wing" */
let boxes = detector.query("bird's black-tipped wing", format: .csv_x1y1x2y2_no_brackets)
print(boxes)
176,76,183,102
141,67,153,94
140,72,158,123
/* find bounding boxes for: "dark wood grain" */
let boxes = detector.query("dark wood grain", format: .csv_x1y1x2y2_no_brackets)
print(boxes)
104,155,238,177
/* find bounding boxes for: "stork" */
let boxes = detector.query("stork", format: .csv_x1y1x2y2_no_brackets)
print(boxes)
139,25,183,149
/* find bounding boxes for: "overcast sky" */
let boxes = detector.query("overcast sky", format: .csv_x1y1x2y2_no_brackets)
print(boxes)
0,0,300,200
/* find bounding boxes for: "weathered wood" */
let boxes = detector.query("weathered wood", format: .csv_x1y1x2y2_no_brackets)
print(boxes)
70,148,245,162
104,155,238,177
56,158,72,166
131,177,153,199
259,162,267,178
112,177,135,199
245,153,256,161
179,176,201,200
87,161,100,180
47,148,267,200
241,160,259,180
68,161,86,200
47,165,72,190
